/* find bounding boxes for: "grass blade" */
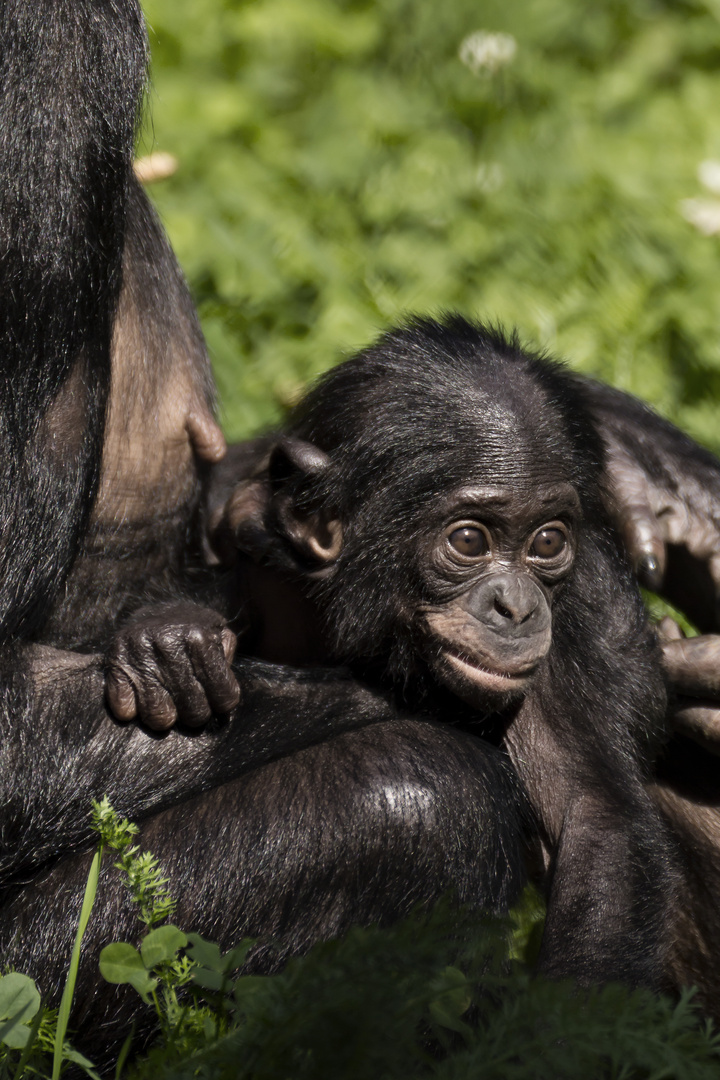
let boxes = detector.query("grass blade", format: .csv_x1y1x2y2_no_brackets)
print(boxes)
52,846,102,1080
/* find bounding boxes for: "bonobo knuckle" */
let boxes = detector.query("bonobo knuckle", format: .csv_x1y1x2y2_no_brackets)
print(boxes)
154,626,184,653
104,641,125,667
135,626,157,651
184,625,210,649
109,659,135,679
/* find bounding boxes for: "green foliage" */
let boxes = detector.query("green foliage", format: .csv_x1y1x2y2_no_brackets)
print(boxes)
508,883,546,965
142,0,720,448
92,795,176,929
94,799,198,1046
127,910,720,1080
0,988,97,1080
0,974,41,1051
52,843,103,1080
100,941,162,1004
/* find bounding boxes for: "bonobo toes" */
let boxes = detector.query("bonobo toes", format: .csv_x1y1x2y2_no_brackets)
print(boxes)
104,602,240,730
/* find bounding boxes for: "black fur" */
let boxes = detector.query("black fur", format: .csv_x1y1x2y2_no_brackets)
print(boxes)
0,0,145,640
1,703,524,1066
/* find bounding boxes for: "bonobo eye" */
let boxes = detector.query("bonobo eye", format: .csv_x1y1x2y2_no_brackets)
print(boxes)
530,528,566,559
447,526,489,558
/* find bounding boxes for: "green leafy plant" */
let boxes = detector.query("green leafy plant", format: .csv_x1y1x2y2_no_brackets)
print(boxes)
141,0,720,455
0,974,41,1053
93,798,196,1046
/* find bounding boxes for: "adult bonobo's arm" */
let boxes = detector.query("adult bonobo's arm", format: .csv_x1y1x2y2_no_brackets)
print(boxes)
575,377,720,632
575,378,720,753
0,647,395,894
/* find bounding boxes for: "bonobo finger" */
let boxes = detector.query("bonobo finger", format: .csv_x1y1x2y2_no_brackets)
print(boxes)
106,669,138,722
662,635,720,699
170,680,213,729
221,627,237,664
622,508,666,591
672,698,720,756
603,445,666,589
187,630,241,718
136,680,179,731
186,404,226,464
656,616,684,644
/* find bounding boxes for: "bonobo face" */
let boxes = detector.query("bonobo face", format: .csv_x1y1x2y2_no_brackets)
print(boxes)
416,481,579,709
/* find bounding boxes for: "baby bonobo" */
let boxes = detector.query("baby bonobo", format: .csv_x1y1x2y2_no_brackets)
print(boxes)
208,316,677,990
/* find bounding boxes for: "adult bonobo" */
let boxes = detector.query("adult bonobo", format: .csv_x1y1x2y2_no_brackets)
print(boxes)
211,315,678,991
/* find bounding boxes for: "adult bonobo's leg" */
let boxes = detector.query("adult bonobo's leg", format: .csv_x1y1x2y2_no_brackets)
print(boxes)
0,717,525,1068
40,176,229,652
0,652,423,894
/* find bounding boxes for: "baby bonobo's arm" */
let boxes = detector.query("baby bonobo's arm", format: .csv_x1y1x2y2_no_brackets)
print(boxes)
105,602,240,730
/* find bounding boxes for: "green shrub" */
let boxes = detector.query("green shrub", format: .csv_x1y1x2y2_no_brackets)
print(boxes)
142,0,720,450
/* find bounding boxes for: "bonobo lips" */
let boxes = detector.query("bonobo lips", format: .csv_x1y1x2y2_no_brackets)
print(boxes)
419,609,550,707
440,647,538,694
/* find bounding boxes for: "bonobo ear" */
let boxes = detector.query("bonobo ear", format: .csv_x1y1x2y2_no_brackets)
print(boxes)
269,437,343,566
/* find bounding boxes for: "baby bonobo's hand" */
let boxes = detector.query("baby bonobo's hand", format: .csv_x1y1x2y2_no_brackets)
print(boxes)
105,603,240,730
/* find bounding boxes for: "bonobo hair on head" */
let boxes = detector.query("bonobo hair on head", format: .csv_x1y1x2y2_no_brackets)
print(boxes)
0,0,146,640
279,316,610,683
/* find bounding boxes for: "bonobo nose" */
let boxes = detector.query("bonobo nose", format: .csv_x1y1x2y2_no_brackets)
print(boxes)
493,580,538,623
462,573,550,637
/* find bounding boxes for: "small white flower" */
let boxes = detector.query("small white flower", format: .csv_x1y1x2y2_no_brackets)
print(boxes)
679,197,720,236
698,160,720,195
459,31,517,76
133,151,179,185
476,163,504,193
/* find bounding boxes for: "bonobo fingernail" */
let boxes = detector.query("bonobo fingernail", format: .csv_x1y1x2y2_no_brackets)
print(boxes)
637,553,662,591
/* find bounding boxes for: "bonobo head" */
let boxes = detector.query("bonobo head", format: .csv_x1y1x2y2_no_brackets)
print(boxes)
234,316,605,709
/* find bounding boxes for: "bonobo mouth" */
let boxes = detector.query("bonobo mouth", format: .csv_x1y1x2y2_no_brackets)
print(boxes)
418,609,550,708
440,646,538,694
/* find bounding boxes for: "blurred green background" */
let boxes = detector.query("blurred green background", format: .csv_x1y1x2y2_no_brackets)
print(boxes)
141,0,720,448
